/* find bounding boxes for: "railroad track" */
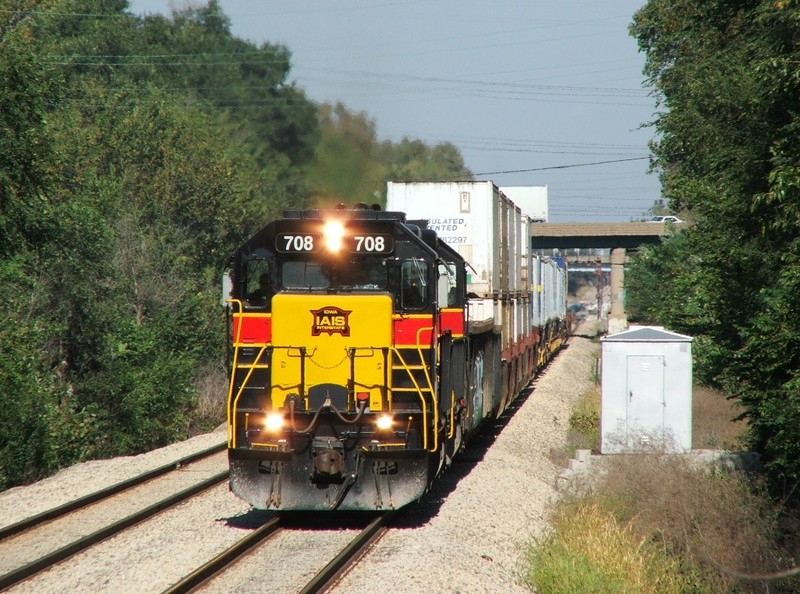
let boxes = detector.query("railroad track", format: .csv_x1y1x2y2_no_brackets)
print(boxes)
0,442,227,591
163,511,396,594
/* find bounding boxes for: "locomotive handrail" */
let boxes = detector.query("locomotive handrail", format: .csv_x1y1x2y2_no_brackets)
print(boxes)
229,345,269,449
226,298,245,445
389,348,430,450
413,324,438,453
390,324,438,453
447,390,457,439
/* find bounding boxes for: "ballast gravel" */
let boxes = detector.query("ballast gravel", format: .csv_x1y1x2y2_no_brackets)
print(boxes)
1,328,599,594
329,334,599,594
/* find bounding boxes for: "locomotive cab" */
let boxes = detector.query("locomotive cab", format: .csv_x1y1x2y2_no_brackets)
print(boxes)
223,207,467,510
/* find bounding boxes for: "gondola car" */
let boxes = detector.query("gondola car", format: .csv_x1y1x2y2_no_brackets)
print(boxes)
222,181,567,511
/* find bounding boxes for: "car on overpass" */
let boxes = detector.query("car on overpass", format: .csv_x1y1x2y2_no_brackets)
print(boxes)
648,215,683,223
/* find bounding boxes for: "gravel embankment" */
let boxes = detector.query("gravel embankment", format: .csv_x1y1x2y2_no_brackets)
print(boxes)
1,328,599,594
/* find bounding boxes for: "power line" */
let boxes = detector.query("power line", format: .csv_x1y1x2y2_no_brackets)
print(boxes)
474,156,651,176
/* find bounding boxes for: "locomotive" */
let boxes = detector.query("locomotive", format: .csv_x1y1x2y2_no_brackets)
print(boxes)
223,181,567,511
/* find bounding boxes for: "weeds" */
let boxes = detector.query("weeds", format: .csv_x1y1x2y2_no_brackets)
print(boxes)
550,383,600,467
523,500,692,594
189,363,227,434
568,385,600,446
526,455,800,593
526,383,800,593
692,386,747,449
593,454,790,593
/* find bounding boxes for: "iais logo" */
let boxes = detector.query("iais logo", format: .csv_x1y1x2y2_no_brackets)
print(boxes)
310,306,352,337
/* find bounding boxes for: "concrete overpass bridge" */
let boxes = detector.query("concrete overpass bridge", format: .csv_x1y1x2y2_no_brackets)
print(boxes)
530,222,686,333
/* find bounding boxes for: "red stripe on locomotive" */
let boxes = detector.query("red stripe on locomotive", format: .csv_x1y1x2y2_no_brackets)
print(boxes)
439,308,464,337
392,315,434,346
232,313,271,344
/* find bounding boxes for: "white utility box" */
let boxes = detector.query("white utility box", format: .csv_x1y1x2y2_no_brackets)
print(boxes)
600,326,693,454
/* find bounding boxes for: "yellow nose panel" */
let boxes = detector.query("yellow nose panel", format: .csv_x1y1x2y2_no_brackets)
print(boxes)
271,293,393,410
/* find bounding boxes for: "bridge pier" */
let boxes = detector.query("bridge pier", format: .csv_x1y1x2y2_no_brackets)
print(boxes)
607,247,628,335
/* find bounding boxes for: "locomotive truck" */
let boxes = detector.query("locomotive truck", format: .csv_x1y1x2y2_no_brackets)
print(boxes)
222,181,567,511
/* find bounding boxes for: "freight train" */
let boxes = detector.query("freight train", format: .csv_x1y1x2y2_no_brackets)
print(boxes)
222,181,568,511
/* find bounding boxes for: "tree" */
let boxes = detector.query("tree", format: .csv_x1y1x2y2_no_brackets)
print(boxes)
306,102,473,206
306,103,385,205
628,0,800,488
0,1,62,257
0,0,475,488
380,137,472,183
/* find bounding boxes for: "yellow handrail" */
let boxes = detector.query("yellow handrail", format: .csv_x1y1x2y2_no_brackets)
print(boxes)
414,325,439,453
389,347,431,450
229,345,269,449
390,322,437,453
226,299,244,445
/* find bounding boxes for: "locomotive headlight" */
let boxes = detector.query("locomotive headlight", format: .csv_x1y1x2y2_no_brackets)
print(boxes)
375,414,393,431
264,413,285,432
323,220,345,252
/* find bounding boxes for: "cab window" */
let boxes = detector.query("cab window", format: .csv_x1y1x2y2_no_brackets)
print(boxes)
438,262,458,306
400,259,428,309
335,259,388,290
244,251,273,307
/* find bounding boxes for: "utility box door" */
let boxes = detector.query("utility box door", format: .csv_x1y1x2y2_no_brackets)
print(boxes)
626,355,665,447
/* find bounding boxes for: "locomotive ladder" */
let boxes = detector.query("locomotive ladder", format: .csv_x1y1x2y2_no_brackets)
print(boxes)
389,332,438,452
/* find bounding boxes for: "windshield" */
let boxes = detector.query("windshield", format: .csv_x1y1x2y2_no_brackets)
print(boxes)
281,259,388,291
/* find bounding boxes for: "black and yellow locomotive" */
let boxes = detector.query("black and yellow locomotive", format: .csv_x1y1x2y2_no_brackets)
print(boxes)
223,204,563,511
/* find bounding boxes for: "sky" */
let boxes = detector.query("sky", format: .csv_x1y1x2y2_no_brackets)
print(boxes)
127,0,661,223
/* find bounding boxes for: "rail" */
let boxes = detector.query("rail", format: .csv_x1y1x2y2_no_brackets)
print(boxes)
0,441,225,541
0,463,228,590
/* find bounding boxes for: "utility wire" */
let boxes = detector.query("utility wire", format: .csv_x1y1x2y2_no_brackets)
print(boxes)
474,156,651,176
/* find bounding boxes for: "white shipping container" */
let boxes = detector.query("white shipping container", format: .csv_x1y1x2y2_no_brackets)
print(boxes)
511,203,522,292
500,186,548,222
387,181,521,299
519,214,531,293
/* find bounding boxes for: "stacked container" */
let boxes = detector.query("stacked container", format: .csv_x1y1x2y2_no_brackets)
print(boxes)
386,181,566,398
386,181,521,331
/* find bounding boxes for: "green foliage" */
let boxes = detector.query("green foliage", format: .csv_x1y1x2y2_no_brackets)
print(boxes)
379,137,472,183
306,103,386,205
568,386,600,450
627,0,800,488
0,0,472,489
0,5,63,257
0,259,56,487
307,102,473,207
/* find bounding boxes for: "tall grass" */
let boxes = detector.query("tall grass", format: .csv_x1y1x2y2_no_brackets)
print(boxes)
525,454,799,593
523,500,691,593
692,386,747,449
527,382,800,593
567,384,600,449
